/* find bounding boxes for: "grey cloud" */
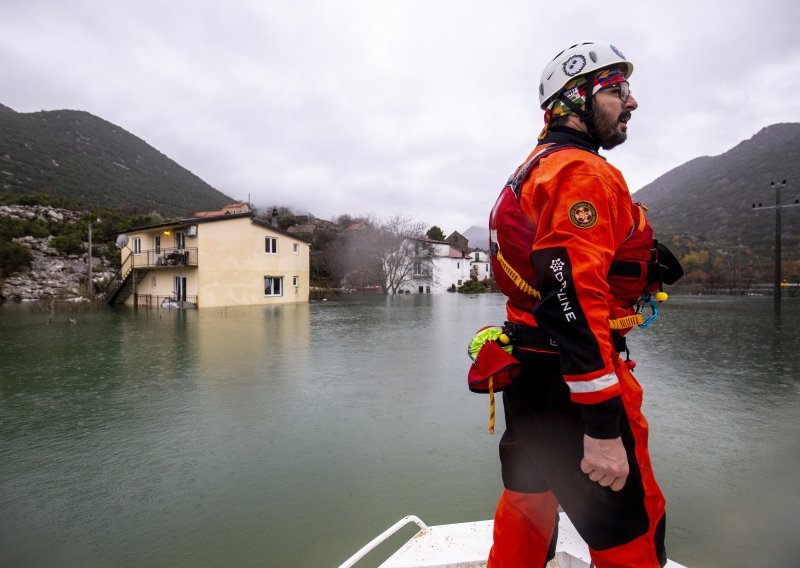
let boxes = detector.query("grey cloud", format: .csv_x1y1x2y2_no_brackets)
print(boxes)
3,0,799,233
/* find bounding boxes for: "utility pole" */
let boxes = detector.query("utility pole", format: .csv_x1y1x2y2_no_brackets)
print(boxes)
87,221,94,299
774,181,782,312
752,179,800,314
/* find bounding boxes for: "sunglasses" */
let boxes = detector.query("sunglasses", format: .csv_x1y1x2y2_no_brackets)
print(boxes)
599,81,632,103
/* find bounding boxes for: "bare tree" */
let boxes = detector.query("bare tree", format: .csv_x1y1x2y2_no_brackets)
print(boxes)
376,213,431,294
313,213,433,293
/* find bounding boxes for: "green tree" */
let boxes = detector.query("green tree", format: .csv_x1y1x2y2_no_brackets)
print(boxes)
426,225,445,241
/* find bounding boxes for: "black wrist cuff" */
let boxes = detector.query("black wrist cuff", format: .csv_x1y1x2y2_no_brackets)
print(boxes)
580,396,624,439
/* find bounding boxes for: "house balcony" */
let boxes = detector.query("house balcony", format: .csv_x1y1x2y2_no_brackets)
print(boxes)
129,247,198,269
107,248,198,306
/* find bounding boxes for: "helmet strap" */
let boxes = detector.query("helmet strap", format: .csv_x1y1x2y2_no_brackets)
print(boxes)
580,71,599,140
556,71,599,141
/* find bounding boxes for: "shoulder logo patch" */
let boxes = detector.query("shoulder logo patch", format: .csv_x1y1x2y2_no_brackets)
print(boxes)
569,201,598,229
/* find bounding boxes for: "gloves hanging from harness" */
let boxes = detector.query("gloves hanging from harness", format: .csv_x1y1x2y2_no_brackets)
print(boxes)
467,326,520,393
467,326,522,435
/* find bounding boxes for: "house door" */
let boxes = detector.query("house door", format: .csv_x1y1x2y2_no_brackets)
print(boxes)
174,276,187,301
175,231,186,250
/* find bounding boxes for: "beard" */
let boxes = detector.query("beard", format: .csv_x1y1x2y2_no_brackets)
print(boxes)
594,109,632,150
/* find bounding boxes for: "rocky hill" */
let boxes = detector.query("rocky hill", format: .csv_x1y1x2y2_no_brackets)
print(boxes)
0,204,115,302
0,105,233,217
633,123,800,258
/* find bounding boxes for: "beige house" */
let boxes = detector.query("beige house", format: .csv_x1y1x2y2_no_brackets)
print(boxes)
108,211,311,308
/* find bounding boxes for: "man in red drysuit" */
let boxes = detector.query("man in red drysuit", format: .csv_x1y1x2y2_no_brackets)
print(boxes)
487,41,675,567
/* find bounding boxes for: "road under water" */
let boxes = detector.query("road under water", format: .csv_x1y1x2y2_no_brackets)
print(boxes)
1,294,798,567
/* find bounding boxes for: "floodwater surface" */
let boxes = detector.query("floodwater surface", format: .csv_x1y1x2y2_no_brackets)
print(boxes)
1,294,798,567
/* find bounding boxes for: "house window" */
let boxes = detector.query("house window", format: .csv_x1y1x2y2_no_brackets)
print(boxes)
293,243,299,253
292,276,299,287
458,279,463,286
265,237,278,254
264,276,283,296
154,235,161,254
457,262,460,268
133,237,142,254
175,232,186,250
419,285,424,293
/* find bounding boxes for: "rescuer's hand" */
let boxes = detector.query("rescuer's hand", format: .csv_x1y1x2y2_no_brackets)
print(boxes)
581,435,629,492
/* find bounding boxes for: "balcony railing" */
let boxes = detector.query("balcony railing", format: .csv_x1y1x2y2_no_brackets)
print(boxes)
128,248,198,269
135,294,198,309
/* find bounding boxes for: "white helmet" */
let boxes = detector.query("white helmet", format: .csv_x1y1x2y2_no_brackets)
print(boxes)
538,41,633,109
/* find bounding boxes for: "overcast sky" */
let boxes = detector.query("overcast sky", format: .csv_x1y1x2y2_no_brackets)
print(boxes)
3,0,799,233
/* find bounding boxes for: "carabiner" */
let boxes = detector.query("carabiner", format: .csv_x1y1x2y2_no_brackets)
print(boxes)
638,296,659,329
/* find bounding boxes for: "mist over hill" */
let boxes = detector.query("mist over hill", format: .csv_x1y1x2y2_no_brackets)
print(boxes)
462,225,489,250
0,105,233,218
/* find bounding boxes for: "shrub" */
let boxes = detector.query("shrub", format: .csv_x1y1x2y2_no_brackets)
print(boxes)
458,279,489,294
0,240,33,277
50,234,84,256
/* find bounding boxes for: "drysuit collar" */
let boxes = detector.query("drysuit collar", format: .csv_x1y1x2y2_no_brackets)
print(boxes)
539,125,600,154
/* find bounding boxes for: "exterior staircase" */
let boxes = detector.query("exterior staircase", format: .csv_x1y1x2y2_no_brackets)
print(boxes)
106,268,145,305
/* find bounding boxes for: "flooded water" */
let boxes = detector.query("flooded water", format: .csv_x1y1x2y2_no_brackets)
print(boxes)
1,294,798,567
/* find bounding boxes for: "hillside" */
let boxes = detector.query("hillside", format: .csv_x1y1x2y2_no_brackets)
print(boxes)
633,123,800,258
462,224,489,250
0,105,233,218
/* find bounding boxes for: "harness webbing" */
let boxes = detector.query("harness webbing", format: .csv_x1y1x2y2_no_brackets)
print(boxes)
496,250,542,300
496,144,643,332
608,313,644,330
497,249,641,331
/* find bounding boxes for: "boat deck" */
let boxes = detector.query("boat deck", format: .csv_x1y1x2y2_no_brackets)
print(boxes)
341,513,687,568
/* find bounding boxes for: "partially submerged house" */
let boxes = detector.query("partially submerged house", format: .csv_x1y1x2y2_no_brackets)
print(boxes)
107,207,311,308
470,250,491,282
398,238,472,294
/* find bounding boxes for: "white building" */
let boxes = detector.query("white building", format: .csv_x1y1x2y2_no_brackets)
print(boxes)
470,250,492,282
398,239,472,294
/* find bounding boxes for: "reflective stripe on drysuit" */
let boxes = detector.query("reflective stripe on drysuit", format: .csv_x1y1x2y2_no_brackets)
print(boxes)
488,127,667,567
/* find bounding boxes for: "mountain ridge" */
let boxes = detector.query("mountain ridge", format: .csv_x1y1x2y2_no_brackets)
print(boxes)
3,103,797,270
0,106,233,217
633,122,800,258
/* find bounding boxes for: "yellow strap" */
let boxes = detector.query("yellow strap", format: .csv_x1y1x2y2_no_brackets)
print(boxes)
635,203,648,232
496,250,542,300
608,313,644,330
488,376,495,435
496,250,641,331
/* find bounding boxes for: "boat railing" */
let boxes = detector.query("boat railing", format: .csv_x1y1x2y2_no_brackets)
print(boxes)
337,515,428,568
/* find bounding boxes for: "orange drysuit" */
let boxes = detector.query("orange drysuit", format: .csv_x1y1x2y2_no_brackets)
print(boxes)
487,126,667,567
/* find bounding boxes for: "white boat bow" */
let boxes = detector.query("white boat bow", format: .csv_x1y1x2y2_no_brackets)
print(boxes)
339,512,687,568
